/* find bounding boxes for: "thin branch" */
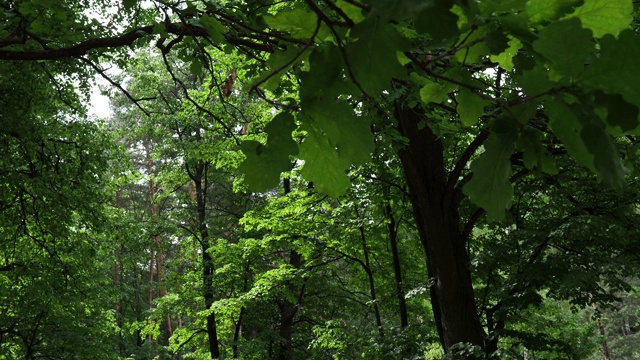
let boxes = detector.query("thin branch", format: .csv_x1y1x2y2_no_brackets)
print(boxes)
444,130,489,210
79,56,152,116
249,18,322,93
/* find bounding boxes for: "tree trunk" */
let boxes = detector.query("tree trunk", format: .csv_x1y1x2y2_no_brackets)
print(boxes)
146,145,156,341
276,178,305,360
384,201,408,328
276,249,302,360
394,102,486,354
598,320,611,360
354,205,384,338
192,160,220,359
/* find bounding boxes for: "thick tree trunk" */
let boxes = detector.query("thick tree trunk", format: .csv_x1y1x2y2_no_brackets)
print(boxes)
394,102,486,353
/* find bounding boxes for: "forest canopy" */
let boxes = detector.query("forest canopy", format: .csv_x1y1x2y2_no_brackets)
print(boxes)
2,0,640,359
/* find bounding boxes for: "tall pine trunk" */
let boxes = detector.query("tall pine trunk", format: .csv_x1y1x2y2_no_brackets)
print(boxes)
394,102,486,354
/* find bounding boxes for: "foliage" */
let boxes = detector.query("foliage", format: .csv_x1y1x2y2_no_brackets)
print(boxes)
3,0,640,359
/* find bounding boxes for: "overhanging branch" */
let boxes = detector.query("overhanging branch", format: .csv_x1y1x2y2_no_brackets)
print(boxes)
0,21,272,61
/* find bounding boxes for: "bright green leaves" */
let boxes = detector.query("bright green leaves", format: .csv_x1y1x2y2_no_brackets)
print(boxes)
420,80,455,104
490,37,522,71
546,99,626,191
239,113,299,192
582,30,640,109
566,0,632,38
464,117,518,222
346,19,408,94
264,8,323,40
336,0,366,23
298,101,374,197
532,18,593,78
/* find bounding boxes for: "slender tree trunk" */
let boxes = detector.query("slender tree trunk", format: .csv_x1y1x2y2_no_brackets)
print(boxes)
394,102,486,354
232,307,245,358
384,202,408,328
354,205,384,338
598,320,611,360
276,178,305,360
276,249,303,360
192,160,220,359
146,145,156,341
114,189,122,315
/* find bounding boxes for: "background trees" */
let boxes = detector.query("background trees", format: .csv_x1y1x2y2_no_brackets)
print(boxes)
2,0,640,359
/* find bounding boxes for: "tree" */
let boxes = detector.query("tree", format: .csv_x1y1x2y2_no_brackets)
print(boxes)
0,61,120,359
4,0,640,358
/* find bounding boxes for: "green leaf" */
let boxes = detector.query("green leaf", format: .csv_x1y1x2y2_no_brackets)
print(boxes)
593,91,640,134
546,99,627,191
490,37,522,71
368,0,434,22
527,0,583,25
454,28,490,64
517,128,558,174
565,0,632,38
484,30,510,55
200,14,225,43
516,67,558,95
532,18,593,78
264,8,321,40
300,45,357,104
478,0,527,16
463,116,518,221
420,81,455,104
336,0,366,23
298,101,374,197
574,103,627,191
239,113,298,192
346,19,408,94
299,126,350,197
582,30,640,110
457,89,487,126
415,1,460,43
189,60,203,76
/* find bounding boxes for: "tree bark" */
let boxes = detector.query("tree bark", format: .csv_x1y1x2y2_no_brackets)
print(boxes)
354,204,384,338
191,160,220,359
598,320,611,360
394,102,486,354
146,144,156,341
276,178,305,360
384,201,408,328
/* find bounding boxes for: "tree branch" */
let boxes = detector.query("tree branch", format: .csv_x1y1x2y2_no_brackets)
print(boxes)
0,21,272,61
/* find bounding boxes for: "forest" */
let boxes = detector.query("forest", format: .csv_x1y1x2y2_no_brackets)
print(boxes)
2,0,640,359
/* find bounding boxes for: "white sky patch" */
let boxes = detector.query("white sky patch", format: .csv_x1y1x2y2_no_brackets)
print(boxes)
88,79,112,118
